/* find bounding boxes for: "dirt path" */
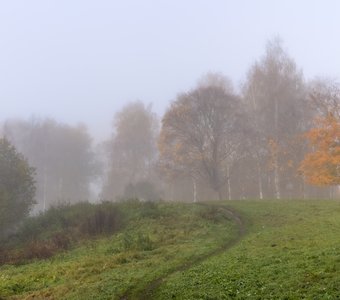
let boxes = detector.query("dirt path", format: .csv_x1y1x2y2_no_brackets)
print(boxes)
120,203,247,300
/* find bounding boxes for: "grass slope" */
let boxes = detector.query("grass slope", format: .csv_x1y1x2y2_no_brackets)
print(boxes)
0,201,237,300
156,200,340,299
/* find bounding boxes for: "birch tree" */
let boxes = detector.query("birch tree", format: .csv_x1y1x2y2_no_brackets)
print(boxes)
243,38,306,199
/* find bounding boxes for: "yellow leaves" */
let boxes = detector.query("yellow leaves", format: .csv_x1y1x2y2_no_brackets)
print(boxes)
300,152,334,185
287,160,294,168
299,114,340,186
268,139,278,152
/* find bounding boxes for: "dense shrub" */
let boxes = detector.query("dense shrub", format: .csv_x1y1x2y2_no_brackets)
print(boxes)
22,240,55,260
139,201,161,219
118,198,165,220
0,246,9,265
8,202,122,243
0,200,184,265
123,180,161,202
0,201,123,265
50,232,71,250
79,206,120,236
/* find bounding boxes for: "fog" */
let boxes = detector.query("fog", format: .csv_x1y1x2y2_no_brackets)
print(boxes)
0,1,339,212
1,2,340,298
1,1,340,140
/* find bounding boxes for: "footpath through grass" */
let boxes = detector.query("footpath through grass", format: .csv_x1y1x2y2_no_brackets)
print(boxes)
156,199,340,299
0,201,237,299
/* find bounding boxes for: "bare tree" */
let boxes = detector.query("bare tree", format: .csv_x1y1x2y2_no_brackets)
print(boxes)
308,78,340,119
159,83,245,200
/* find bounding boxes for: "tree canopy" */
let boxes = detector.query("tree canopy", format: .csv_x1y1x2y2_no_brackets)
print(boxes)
299,114,340,186
101,101,159,200
159,84,245,200
0,138,35,236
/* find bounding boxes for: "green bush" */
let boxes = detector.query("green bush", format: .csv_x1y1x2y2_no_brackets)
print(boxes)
1,201,123,265
123,180,161,202
79,206,120,236
0,138,36,239
139,201,161,219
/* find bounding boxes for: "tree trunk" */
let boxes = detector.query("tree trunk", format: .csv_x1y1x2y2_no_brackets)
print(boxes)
256,156,264,200
170,181,174,201
43,165,47,211
226,165,231,200
192,177,197,203
274,97,281,200
301,177,306,199
217,189,223,201
274,159,280,199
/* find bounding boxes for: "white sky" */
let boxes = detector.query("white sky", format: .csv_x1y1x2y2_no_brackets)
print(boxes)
1,0,339,140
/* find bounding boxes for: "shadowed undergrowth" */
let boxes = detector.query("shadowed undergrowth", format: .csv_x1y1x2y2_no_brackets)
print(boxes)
0,202,122,265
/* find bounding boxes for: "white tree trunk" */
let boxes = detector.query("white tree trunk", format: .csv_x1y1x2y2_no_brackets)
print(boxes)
170,182,174,201
226,165,231,200
302,177,306,199
192,177,197,203
274,97,280,200
274,158,280,199
256,157,263,200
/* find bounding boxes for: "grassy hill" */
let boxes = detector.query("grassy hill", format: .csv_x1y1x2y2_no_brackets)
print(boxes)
156,200,340,299
0,201,237,299
1,199,340,299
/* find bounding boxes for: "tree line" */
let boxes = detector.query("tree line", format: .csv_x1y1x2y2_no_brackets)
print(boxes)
0,39,339,224
158,39,338,201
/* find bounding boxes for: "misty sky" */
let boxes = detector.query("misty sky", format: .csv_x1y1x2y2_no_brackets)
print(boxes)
1,0,339,140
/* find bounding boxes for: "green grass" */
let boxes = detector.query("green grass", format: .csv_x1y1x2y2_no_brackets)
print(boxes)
0,201,236,299
3,199,340,300
156,199,340,299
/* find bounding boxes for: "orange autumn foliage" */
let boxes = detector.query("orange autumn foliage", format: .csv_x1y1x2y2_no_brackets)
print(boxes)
299,114,340,186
